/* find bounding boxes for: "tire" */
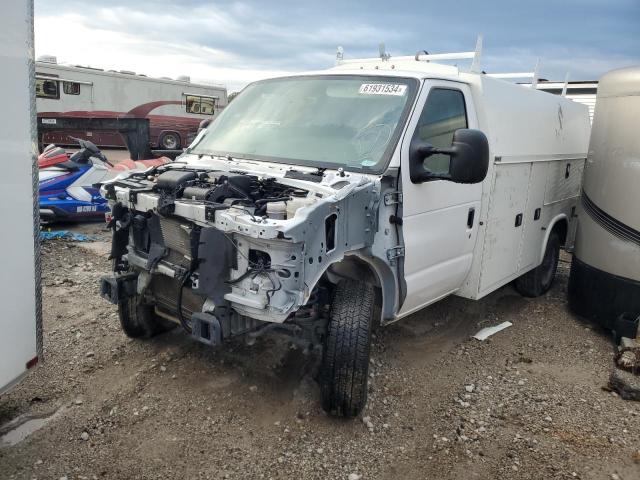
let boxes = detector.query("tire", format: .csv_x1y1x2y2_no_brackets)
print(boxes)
515,231,560,297
320,279,375,418
159,132,180,150
118,294,175,339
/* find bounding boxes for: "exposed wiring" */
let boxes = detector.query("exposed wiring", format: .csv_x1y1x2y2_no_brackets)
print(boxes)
177,269,194,334
219,232,287,306
264,272,282,304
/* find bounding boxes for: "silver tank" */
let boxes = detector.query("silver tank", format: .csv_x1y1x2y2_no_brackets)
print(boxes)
568,66,640,328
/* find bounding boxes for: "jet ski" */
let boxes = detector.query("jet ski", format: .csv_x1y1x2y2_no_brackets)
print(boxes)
38,138,169,222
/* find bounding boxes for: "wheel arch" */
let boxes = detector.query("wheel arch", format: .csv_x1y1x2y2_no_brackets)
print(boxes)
319,253,398,325
539,214,568,263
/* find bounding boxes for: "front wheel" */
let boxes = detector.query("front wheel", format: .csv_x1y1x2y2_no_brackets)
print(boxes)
515,231,560,297
319,279,375,418
118,294,175,339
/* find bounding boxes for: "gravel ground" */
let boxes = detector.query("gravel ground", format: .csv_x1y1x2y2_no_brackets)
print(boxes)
1,226,639,480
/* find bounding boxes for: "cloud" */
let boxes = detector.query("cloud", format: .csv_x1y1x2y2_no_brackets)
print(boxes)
34,0,640,91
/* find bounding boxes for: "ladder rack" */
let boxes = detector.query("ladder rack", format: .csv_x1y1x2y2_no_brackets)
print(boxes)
486,59,541,87
336,35,484,73
336,36,543,88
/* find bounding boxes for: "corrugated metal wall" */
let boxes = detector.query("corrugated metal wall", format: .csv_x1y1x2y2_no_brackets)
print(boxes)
566,94,597,122
534,82,598,123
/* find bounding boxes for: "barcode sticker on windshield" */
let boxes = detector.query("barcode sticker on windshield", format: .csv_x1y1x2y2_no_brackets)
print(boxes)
359,83,407,96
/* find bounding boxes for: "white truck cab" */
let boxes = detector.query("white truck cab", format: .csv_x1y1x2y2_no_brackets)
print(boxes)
101,43,590,417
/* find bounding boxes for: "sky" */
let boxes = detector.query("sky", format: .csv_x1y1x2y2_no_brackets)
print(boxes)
34,0,639,92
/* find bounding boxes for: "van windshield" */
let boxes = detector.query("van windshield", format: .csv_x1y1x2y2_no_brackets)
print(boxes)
190,75,417,172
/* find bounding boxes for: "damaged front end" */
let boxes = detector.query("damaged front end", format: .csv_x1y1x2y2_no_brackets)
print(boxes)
100,156,388,347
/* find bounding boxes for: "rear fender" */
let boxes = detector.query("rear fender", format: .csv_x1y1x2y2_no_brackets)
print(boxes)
539,214,568,263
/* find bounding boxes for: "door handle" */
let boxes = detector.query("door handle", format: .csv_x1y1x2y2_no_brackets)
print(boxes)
467,208,475,228
515,213,523,227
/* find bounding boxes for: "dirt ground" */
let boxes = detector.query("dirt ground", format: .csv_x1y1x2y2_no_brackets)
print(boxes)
1,223,639,480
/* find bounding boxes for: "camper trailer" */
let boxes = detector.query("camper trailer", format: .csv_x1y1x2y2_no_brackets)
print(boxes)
35,58,228,150
100,40,591,417
568,66,640,329
1,0,41,394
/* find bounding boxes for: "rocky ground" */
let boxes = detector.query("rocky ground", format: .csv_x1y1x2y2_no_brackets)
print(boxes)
1,224,639,480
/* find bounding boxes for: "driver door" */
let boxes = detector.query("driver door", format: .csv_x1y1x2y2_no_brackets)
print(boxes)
398,81,483,317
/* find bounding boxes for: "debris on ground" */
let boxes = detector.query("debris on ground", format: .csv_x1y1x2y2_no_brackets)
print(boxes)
472,321,513,341
609,368,640,401
616,337,640,372
1,226,639,479
40,230,93,242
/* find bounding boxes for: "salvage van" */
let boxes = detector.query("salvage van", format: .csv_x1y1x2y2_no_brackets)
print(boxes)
100,42,590,417
1,0,42,394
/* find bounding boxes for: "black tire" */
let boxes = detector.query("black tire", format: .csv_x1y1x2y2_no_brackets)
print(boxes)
118,294,175,339
159,132,180,150
320,279,375,418
515,231,560,297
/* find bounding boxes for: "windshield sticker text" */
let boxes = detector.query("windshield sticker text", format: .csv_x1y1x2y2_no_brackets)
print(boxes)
359,84,407,96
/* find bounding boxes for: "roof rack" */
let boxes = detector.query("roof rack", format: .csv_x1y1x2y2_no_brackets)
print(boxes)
561,72,570,96
486,59,541,87
336,35,485,73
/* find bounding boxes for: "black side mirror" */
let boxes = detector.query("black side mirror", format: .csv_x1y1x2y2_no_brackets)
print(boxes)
409,128,489,184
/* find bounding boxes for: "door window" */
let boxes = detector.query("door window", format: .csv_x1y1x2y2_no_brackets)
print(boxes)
415,88,467,174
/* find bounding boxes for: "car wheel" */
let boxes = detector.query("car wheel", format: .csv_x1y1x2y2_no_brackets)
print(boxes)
159,132,180,150
118,293,176,339
515,231,560,297
319,279,374,418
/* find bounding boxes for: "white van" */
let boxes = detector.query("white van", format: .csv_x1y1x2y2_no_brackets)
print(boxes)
101,42,591,417
1,0,42,394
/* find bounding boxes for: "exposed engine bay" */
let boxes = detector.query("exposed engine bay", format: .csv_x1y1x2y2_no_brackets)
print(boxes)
100,156,400,348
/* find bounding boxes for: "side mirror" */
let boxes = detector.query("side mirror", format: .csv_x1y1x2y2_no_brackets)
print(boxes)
409,128,489,184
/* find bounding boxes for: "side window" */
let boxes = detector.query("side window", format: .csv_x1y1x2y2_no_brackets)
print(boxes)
63,81,80,95
35,78,59,99
186,95,215,115
186,95,201,113
415,88,467,174
200,97,215,115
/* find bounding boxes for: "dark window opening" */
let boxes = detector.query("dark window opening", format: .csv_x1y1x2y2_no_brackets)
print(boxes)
36,78,59,99
63,81,81,95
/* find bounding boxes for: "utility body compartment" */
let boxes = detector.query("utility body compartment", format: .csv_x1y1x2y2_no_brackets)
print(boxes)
451,73,590,300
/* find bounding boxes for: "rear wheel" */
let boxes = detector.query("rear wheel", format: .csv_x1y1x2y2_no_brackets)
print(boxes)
159,132,180,150
515,231,560,297
319,279,374,418
118,293,176,339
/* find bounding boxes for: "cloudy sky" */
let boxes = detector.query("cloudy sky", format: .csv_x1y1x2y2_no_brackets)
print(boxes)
34,0,639,92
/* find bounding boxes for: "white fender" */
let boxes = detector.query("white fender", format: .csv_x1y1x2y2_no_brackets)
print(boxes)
539,213,568,264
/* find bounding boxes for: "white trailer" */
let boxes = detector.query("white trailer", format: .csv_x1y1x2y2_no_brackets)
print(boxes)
35,58,228,149
1,0,42,394
568,66,640,330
